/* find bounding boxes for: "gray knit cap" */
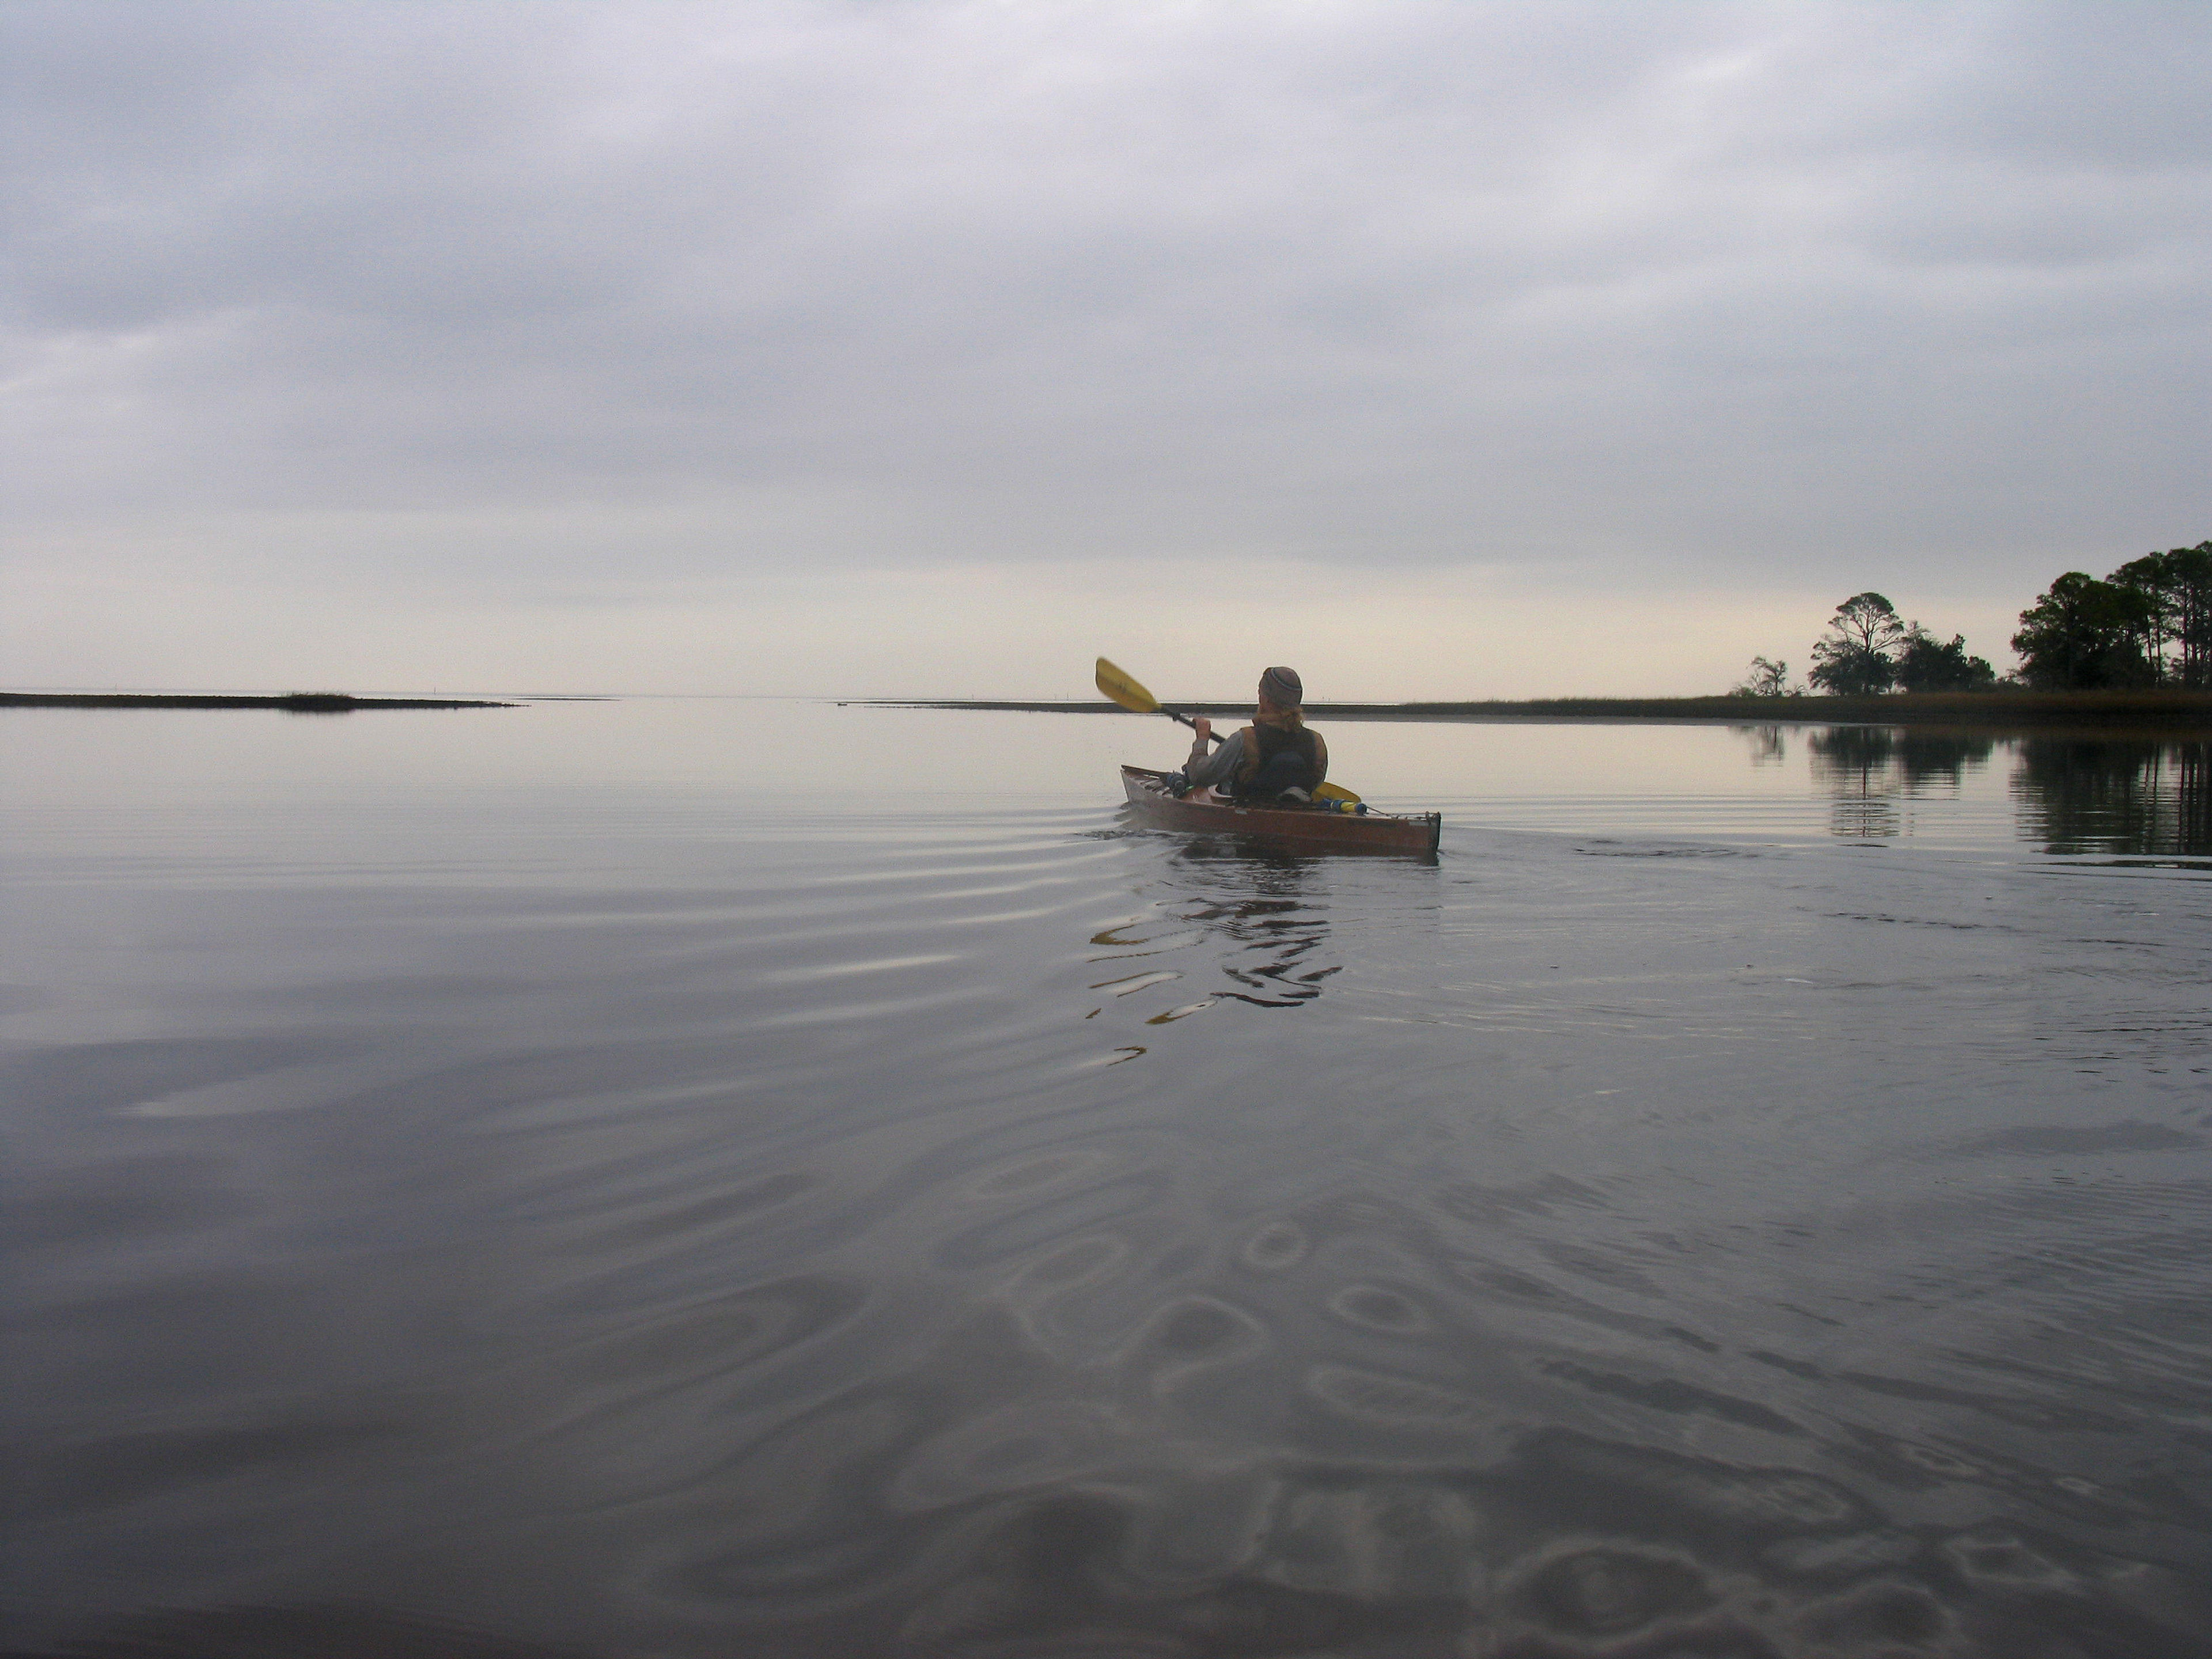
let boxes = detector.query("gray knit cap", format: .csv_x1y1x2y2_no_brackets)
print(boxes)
1259,665,1303,707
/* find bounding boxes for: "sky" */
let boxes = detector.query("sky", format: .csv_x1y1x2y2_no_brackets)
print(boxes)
5,0,2207,699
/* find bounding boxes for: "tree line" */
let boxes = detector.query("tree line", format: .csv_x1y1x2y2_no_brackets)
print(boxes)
1734,539,2212,696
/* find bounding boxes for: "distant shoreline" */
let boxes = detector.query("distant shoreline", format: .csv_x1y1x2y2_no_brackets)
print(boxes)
872,691,2212,733
1,692,515,711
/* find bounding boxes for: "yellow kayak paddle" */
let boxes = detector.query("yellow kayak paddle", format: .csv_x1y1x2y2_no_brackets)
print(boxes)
1095,656,1219,743
1093,657,1362,804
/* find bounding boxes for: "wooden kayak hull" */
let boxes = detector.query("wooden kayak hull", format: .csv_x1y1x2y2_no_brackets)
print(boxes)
1119,767,1441,855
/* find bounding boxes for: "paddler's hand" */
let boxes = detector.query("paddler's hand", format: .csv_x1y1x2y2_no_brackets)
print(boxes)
1191,717,1212,743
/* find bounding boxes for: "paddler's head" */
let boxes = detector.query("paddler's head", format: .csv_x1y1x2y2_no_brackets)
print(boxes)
1257,665,1303,718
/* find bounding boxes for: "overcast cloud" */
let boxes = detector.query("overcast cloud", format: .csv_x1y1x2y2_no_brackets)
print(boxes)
5,1,2208,695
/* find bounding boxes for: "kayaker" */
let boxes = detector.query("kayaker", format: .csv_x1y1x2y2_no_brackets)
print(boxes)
1176,665,1329,802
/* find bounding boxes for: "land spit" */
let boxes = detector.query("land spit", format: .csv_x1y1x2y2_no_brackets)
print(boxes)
876,690,2212,732
2,692,515,711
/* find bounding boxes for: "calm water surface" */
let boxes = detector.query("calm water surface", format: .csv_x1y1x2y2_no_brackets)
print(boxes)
6,700,2210,1658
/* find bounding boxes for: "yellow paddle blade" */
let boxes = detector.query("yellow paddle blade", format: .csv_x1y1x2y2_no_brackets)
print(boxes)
1094,657,1160,714
1313,781,1362,805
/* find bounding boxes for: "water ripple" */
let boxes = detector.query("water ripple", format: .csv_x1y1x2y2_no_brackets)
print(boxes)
11,711,2212,1656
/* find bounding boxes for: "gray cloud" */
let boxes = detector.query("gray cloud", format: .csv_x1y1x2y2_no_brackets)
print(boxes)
6,1,2209,615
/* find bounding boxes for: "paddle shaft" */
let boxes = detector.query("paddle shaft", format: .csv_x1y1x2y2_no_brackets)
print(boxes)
1164,709,1226,746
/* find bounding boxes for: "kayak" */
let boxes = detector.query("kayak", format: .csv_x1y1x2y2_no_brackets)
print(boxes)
1120,767,1441,855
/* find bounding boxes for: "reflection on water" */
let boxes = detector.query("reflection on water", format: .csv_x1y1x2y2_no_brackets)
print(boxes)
1163,842,1340,1010
2014,738,2212,858
9,703,2212,1658
1802,727,1999,842
1085,843,1340,1032
1736,722,1789,767
1079,844,1336,1039
1734,724,2212,857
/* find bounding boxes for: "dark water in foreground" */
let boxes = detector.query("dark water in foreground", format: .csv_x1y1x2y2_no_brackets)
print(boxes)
6,703,2211,1658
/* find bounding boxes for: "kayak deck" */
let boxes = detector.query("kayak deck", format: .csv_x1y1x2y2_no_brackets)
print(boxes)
1119,767,1441,855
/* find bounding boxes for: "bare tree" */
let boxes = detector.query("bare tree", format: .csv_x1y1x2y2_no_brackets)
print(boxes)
1732,656,1794,696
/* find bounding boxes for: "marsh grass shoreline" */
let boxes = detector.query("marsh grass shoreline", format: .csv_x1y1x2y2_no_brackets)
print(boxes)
1,692,514,711
877,690,2212,733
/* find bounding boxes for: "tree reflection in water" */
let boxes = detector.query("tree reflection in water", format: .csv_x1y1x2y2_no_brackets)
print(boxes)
1732,722,1789,766
1805,726,1998,840
2012,738,2212,857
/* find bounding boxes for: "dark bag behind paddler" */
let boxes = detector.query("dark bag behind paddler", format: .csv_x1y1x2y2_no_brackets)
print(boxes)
1233,721,1321,800
1233,666,1321,801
